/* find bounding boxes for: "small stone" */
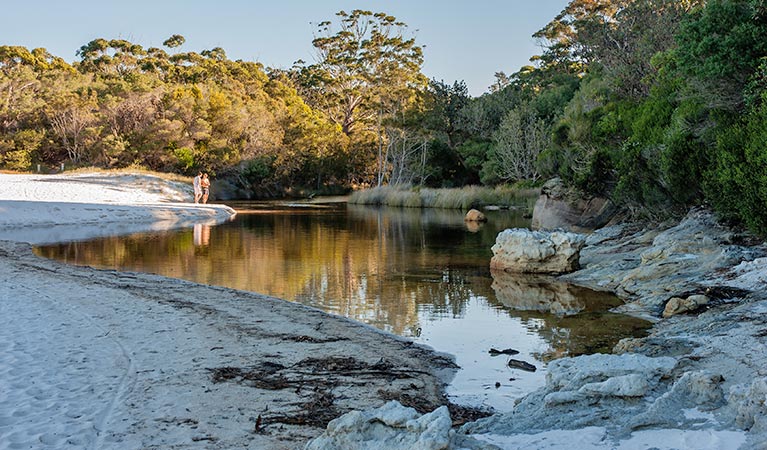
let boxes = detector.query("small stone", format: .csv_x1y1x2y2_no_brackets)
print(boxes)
465,209,487,222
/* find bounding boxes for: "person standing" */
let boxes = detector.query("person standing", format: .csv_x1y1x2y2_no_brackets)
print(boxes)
201,173,211,204
193,171,202,204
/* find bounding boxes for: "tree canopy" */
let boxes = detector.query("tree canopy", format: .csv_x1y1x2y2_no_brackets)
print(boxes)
3,2,767,234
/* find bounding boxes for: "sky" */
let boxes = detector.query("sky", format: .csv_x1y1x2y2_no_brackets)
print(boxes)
3,1,570,97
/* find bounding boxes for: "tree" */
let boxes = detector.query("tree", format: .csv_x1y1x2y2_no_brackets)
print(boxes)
425,79,470,149
46,93,98,164
576,0,701,99
493,104,550,182
163,34,186,49
533,0,629,73
675,0,767,111
302,10,426,135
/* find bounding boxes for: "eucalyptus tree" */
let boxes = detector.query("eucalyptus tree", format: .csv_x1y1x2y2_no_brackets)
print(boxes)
0,46,73,169
304,9,427,136
77,38,147,77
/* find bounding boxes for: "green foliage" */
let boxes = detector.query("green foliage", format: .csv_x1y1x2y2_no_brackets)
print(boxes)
173,147,195,172
705,102,767,234
456,139,493,183
675,0,767,110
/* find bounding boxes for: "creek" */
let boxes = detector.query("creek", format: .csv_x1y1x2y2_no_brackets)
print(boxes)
35,199,650,411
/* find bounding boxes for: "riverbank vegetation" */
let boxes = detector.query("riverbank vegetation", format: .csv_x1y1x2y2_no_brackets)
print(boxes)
348,185,536,209
1,1,766,232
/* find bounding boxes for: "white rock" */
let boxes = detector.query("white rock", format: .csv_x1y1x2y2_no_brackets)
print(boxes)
578,374,650,397
730,378,767,432
490,228,586,274
305,401,453,450
547,353,677,392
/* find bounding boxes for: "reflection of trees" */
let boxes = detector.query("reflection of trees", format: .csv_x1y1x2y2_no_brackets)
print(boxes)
36,205,514,335
524,311,650,362
36,202,648,346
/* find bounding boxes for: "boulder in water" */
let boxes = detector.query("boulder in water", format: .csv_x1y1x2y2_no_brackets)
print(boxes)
490,228,586,274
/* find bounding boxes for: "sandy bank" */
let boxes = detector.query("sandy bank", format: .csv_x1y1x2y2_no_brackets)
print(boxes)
0,172,236,245
0,172,458,449
0,240,456,449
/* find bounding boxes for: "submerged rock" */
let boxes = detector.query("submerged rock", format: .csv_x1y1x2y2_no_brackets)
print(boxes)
507,359,537,372
464,209,487,222
488,348,519,356
490,228,586,274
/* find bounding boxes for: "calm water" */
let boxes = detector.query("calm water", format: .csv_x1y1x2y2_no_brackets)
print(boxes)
36,200,650,411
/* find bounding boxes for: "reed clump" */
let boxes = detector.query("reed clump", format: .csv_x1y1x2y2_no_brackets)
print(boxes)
349,185,537,209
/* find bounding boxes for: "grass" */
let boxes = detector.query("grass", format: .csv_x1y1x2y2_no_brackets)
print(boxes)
348,184,539,209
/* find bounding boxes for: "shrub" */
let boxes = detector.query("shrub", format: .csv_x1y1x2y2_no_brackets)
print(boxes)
705,103,767,235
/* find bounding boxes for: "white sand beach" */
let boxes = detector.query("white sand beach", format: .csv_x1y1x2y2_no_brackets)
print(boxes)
0,172,456,449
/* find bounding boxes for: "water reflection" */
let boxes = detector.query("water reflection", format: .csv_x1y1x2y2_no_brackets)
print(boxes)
193,224,211,247
35,200,649,410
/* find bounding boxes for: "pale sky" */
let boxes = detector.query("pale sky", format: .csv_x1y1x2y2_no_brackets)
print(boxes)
4,1,569,96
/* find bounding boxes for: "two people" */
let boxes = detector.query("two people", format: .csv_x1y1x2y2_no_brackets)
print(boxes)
193,171,211,204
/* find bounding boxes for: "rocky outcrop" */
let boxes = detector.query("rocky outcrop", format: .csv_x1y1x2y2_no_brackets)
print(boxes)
490,228,586,274
459,353,734,438
461,354,674,434
563,209,763,316
304,401,494,450
531,178,616,232
462,208,767,447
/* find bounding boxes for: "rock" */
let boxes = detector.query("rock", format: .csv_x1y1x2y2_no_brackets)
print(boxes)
630,371,725,429
490,270,585,315
488,348,519,356
305,401,495,450
490,228,586,274
729,377,767,433
460,353,678,435
546,353,677,393
562,209,762,316
662,295,710,318
531,178,616,232
508,359,537,372
464,209,487,222
578,374,650,397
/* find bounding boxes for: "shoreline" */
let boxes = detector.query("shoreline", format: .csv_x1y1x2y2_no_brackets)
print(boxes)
0,240,458,448
457,210,767,449
0,172,460,448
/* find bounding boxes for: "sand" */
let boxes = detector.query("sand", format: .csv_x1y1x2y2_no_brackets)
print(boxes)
0,172,456,449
